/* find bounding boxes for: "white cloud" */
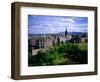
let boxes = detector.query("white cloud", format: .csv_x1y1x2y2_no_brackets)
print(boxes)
61,18,75,23
28,16,87,34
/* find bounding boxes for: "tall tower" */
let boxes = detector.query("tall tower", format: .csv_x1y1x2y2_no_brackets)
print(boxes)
65,28,68,38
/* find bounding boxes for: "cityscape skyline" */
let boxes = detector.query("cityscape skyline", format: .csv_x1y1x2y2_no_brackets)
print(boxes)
28,15,88,34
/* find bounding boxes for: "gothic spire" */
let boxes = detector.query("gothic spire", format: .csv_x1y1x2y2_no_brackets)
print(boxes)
65,27,68,35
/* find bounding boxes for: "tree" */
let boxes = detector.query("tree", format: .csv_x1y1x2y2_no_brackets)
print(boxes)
28,40,32,53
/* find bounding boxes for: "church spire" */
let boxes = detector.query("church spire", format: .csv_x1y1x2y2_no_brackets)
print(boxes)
65,27,68,35
65,27,68,38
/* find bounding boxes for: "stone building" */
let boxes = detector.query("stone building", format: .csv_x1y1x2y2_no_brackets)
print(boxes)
29,37,53,49
28,28,69,55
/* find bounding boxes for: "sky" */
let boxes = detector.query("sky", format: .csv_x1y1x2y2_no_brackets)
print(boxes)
28,15,88,34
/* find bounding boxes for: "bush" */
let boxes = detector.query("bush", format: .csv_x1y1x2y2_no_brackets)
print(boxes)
28,52,34,66
28,42,87,66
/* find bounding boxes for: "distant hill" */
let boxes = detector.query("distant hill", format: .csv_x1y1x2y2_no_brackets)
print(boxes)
28,32,87,38
68,32,87,35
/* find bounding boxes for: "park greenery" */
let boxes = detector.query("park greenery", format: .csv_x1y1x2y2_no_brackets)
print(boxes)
28,42,87,66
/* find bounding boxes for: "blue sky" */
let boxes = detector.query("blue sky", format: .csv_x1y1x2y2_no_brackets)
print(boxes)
28,15,88,34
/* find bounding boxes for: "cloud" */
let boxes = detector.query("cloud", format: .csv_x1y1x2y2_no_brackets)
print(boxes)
60,18,75,23
28,15,88,34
